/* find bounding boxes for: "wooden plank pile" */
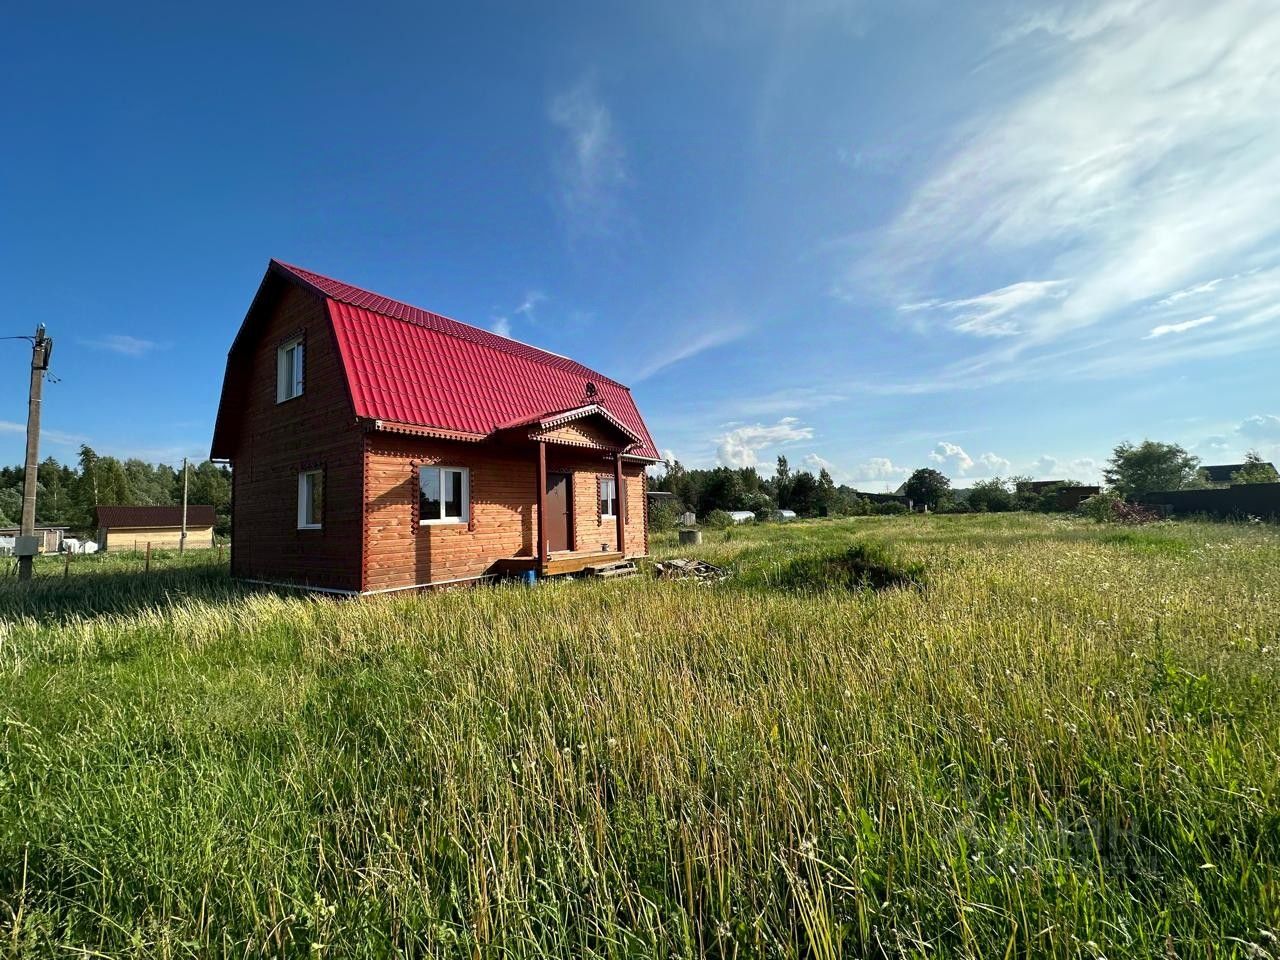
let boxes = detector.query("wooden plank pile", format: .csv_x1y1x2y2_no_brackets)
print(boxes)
651,557,729,583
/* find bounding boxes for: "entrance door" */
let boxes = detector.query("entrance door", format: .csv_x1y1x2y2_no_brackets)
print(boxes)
545,472,572,553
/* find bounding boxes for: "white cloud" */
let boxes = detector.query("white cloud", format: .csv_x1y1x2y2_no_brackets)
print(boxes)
900,280,1069,337
1156,278,1223,307
928,442,1011,476
632,324,747,382
715,417,813,468
515,291,545,319
81,334,162,356
976,452,1012,474
929,441,974,473
847,457,910,483
1145,315,1215,339
802,453,838,477
1067,457,1103,482
491,316,512,338
549,77,628,238
1238,414,1280,442
855,0,1280,384
1029,454,1060,476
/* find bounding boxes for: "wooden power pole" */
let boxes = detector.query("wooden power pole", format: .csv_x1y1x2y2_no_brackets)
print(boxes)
17,324,52,582
180,457,189,554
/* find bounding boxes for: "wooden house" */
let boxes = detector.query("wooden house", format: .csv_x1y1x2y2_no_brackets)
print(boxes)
95,505,217,551
210,260,662,595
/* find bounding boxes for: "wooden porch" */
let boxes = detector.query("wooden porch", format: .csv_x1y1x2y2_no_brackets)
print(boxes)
492,549,627,578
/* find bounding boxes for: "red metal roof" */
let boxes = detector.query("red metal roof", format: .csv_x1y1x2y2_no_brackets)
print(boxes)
95,505,217,528
270,261,660,459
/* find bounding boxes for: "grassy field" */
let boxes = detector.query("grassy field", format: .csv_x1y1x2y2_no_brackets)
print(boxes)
1,515,1278,958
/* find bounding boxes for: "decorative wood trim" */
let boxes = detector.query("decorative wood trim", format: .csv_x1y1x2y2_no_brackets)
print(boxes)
614,453,625,556
536,441,547,564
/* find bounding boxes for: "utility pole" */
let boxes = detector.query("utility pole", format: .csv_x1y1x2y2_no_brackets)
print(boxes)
17,325,52,581
180,457,189,554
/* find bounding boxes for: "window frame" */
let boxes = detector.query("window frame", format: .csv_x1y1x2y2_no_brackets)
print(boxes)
276,336,305,403
599,476,618,519
297,468,323,530
418,465,470,525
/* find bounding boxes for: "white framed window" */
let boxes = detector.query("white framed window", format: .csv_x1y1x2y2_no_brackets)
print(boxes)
419,465,469,524
599,477,618,518
298,469,323,529
277,337,304,402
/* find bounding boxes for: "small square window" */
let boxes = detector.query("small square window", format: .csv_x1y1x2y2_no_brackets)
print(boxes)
298,469,323,529
599,477,617,518
277,337,304,402
419,466,469,524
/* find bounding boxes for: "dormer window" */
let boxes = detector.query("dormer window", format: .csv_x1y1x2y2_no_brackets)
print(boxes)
277,337,304,402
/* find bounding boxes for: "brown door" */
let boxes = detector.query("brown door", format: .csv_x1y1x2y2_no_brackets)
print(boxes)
545,472,572,553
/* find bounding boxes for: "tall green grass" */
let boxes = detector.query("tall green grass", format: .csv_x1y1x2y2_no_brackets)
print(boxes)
1,516,1278,957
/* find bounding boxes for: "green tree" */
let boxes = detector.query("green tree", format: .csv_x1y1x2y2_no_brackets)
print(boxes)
904,468,949,509
772,455,792,511
967,477,1014,512
1231,450,1279,484
1104,441,1200,497
816,468,837,516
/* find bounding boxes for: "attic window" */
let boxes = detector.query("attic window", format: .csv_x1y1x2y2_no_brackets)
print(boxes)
277,337,304,402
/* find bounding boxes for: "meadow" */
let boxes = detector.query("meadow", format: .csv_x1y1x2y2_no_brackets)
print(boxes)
1,515,1278,958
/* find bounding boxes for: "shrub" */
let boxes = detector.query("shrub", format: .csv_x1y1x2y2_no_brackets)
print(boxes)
1078,491,1123,523
648,500,683,532
776,541,925,592
702,509,735,529
873,501,909,516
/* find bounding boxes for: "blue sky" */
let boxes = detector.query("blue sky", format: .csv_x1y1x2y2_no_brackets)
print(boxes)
3,0,1278,490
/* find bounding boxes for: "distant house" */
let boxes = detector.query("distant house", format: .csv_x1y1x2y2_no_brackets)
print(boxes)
1200,462,1277,484
1016,480,1101,511
0,525,68,554
210,260,661,594
95,505,217,551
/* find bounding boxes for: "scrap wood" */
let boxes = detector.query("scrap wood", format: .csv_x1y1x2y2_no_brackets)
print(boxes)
651,557,730,582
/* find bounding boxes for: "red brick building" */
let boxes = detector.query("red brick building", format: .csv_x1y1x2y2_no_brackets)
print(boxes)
211,260,661,594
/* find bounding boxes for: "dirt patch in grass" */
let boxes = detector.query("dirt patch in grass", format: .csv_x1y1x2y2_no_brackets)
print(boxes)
776,541,925,592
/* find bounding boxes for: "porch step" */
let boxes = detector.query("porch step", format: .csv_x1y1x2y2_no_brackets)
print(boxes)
586,560,638,579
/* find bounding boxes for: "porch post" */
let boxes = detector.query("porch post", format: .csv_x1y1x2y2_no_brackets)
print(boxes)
614,452,625,557
536,440,547,569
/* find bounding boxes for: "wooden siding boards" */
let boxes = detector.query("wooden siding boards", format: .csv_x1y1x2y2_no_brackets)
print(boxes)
225,284,365,592
364,435,648,592
101,526,215,551
533,418,626,451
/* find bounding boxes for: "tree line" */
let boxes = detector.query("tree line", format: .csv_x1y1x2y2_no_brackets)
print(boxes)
648,456,909,527
0,446,231,535
650,442,1278,523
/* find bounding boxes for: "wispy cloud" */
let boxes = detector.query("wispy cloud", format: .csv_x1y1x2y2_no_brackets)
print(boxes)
1145,315,1215,339
852,0,1280,384
549,77,628,239
80,334,163,356
1156,278,1222,307
730,386,845,417
715,417,813,468
0,420,86,446
491,316,513,338
631,324,747,382
899,280,1069,337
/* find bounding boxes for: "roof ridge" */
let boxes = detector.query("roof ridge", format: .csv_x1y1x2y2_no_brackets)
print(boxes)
271,259,629,389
